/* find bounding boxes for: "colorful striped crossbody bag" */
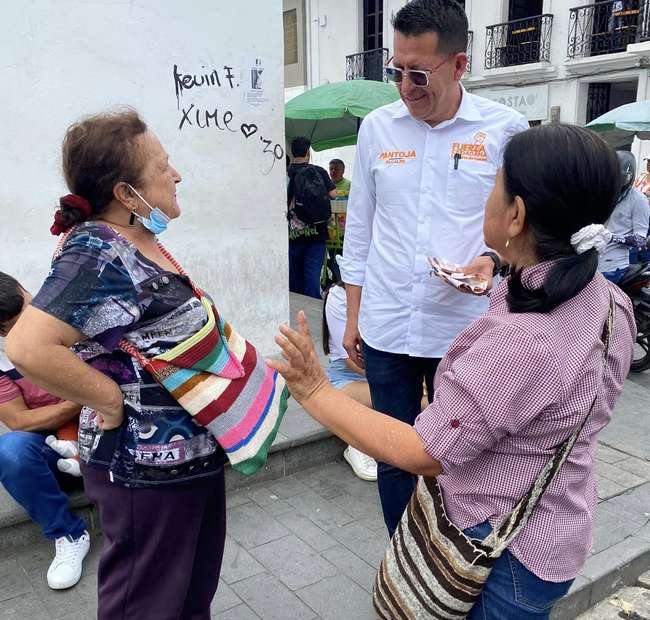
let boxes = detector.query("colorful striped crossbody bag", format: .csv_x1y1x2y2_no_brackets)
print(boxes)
118,243,289,476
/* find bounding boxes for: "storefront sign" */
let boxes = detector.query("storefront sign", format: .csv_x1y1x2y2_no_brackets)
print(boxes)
477,84,549,121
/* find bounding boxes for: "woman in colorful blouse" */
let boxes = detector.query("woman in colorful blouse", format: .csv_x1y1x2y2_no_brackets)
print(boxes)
6,110,227,619
269,124,636,618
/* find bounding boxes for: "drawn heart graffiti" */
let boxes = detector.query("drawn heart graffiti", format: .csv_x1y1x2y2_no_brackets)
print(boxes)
240,123,258,138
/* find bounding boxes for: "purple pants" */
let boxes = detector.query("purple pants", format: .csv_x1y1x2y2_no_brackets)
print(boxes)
82,464,226,620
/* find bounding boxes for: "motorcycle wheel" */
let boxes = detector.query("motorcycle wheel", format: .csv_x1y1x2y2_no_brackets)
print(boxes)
631,332,650,373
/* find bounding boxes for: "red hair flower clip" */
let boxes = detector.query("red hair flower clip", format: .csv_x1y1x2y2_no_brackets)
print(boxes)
50,194,93,236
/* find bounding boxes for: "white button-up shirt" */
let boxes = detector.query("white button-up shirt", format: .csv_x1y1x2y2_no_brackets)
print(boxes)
338,87,528,358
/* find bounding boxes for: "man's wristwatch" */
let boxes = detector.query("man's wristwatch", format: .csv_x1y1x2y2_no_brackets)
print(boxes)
480,251,504,277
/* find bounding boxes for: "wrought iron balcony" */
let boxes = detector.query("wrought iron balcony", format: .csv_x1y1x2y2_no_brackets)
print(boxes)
345,48,389,81
568,0,642,59
466,30,474,73
637,0,650,41
485,14,553,70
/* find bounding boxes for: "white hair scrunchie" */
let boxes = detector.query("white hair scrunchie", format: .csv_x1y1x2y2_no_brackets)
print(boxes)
570,224,612,254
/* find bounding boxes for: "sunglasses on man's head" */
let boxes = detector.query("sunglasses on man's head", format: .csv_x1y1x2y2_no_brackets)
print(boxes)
385,53,459,88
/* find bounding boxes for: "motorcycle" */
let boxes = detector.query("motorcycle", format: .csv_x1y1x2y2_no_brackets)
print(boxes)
618,262,650,372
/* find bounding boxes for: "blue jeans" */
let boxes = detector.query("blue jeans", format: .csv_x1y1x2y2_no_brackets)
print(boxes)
602,267,628,284
289,241,325,299
0,431,86,540
362,342,439,535
464,521,573,619
326,358,366,390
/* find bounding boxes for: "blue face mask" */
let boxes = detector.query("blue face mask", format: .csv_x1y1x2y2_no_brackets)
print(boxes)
127,184,171,235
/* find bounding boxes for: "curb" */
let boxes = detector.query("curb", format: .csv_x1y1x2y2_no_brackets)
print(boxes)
552,534,650,618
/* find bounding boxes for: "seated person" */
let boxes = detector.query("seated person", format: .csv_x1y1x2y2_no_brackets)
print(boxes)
323,281,376,480
599,152,650,283
0,271,89,590
322,281,433,482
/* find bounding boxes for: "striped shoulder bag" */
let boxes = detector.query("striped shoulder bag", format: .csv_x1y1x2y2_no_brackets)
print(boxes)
373,293,615,619
118,242,289,476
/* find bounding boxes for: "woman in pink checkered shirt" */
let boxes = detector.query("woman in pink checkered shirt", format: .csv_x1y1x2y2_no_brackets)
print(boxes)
270,124,636,619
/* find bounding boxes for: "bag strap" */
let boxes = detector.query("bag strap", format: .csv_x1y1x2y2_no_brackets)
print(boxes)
155,241,204,298
118,337,151,368
486,290,616,556
52,227,76,263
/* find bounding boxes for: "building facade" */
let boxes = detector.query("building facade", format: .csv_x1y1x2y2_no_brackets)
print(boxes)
283,0,650,168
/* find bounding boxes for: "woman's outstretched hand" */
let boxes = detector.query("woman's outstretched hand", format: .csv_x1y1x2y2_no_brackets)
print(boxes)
266,311,329,405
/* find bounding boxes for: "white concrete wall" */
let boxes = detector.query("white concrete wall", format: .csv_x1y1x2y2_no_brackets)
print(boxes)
285,0,309,89
0,0,288,354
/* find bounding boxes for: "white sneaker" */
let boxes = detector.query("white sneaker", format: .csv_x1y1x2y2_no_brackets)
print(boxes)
344,446,377,481
47,530,90,590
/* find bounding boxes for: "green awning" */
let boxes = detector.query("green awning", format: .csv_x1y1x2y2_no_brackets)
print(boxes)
585,100,650,148
285,80,400,151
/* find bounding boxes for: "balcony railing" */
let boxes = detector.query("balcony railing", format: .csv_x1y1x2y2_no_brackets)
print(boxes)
485,14,553,70
467,30,474,73
345,48,389,81
568,0,642,58
637,0,650,40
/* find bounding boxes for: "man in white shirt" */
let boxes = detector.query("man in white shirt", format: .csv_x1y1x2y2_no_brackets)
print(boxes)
338,0,529,535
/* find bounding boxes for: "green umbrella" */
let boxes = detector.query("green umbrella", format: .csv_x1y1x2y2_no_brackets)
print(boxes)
585,100,650,148
285,80,400,151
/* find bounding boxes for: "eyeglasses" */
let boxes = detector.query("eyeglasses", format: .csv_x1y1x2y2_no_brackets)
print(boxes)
385,54,456,88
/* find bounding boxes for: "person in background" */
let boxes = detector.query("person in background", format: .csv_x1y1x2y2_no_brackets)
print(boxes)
338,0,529,535
270,123,635,619
599,151,650,283
0,271,89,591
322,281,376,481
5,110,228,619
608,0,625,33
287,137,337,299
326,161,351,285
328,159,352,199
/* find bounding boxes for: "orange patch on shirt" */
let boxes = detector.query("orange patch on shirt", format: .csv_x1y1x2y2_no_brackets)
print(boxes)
378,150,417,165
451,142,488,162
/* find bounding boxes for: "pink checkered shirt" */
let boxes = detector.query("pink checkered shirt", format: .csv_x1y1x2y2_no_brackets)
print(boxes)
414,263,635,582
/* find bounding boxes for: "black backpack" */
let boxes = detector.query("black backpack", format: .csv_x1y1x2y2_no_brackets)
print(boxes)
292,165,332,225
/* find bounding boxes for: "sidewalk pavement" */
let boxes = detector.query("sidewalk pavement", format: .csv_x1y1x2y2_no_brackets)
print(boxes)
577,572,650,619
2,371,650,618
1,460,386,620
5,398,650,620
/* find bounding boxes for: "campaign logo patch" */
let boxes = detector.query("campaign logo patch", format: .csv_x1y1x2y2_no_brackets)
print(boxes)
378,150,417,165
